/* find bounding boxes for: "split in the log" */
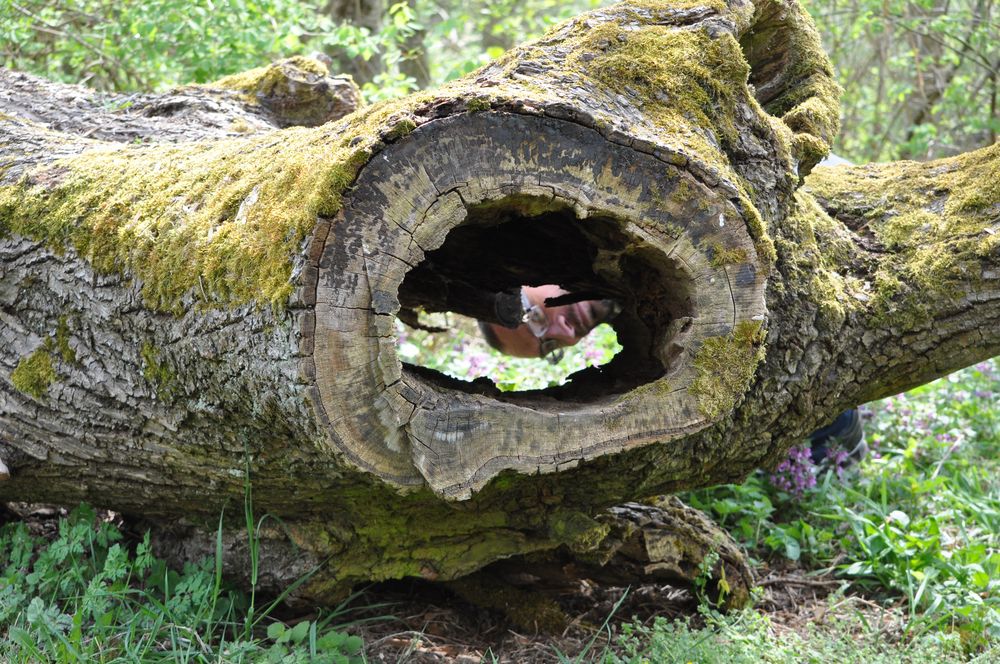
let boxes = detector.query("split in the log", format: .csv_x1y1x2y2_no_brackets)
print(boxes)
474,496,755,613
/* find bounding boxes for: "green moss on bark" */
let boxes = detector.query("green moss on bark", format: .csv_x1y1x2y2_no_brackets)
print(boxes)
55,316,76,363
141,342,177,400
777,191,867,327
709,242,749,267
11,349,56,398
547,510,610,552
806,142,1000,329
465,97,492,112
689,320,766,419
556,14,782,269
577,24,748,173
208,56,331,96
0,98,429,312
741,0,842,171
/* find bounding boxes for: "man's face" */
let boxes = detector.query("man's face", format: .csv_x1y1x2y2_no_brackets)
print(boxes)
486,285,617,358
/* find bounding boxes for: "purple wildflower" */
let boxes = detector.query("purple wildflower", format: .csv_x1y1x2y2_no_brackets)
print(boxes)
974,361,997,380
829,449,852,480
467,352,488,378
769,445,817,497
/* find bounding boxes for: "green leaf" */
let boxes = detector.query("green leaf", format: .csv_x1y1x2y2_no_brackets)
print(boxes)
783,536,801,561
267,621,286,640
289,619,311,643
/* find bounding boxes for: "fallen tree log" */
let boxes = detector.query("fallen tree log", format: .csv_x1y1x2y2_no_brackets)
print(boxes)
1,0,998,603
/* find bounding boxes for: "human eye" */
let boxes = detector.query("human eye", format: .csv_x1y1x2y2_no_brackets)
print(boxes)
523,305,548,336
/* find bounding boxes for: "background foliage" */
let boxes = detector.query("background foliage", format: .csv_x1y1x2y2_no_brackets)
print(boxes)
803,0,997,161
1,0,994,160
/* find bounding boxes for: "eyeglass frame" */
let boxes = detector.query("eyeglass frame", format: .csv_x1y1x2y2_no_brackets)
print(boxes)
521,292,565,364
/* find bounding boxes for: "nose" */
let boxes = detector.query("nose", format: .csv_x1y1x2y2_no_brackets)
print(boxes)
545,314,577,342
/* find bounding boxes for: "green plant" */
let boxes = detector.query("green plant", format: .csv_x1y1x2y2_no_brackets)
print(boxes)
0,495,369,662
264,620,364,663
606,601,988,663
683,358,1000,651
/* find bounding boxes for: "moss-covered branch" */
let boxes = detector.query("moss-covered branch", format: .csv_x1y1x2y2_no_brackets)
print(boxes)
806,144,1000,325
777,143,1000,406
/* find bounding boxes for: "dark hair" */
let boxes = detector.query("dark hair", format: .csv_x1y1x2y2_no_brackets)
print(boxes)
477,320,506,353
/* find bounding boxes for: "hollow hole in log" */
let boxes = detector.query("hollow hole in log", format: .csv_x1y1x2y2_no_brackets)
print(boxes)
396,195,696,399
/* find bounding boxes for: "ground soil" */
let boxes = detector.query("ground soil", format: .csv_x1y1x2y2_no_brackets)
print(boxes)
345,563,903,663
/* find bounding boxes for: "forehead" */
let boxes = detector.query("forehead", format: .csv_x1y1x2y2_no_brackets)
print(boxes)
489,324,542,358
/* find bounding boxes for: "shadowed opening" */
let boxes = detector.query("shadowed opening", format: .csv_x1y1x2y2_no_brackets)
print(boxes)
396,195,695,398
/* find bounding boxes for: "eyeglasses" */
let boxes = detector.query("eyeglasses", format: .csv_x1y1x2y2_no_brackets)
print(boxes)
522,303,565,364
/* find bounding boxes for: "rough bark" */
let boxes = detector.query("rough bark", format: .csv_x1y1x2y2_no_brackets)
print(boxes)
1,0,997,604
0,57,362,142
487,496,755,611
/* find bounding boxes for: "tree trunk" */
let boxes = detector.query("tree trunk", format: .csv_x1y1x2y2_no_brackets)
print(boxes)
322,0,387,85
1,0,998,603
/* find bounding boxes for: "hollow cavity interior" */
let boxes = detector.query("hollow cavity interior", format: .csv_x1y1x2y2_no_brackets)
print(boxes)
395,196,696,399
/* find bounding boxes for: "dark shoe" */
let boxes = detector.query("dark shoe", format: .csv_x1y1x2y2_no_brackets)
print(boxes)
809,408,867,468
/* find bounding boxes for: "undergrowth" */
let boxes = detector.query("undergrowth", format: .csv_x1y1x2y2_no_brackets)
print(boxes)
606,602,994,663
0,507,369,662
642,357,1000,659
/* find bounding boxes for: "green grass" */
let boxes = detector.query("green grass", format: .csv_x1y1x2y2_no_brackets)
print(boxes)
604,602,997,663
